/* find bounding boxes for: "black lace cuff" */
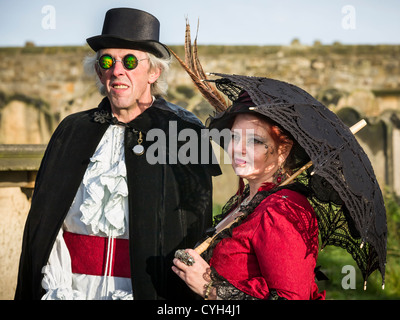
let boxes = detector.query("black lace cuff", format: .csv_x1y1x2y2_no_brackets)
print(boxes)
208,267,259,300
207,267,286,300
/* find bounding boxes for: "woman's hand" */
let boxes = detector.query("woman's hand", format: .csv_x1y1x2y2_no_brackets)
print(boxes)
172,249,212,298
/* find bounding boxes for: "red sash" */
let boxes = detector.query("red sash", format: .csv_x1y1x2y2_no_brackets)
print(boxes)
63,231,131,278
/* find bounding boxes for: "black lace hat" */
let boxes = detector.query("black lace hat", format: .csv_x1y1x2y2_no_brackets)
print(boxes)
86,8,170,58
207,89,311,172
206,90,254,130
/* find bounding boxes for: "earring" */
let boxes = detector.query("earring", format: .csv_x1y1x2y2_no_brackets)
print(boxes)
272,165,287,185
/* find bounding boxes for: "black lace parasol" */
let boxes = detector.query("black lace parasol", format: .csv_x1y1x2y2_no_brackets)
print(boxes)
168,21,387,288
206,73,387,289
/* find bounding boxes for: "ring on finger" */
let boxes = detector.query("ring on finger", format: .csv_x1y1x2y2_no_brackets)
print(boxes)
174,249,195,266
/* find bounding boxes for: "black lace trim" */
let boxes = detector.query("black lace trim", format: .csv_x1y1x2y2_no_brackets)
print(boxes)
208,267,259,300
209,267,287,300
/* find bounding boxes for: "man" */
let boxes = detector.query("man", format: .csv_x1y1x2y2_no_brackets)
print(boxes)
15,8,220,300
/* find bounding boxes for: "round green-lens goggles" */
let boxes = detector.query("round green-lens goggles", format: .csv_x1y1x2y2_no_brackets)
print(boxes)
97,54,148,70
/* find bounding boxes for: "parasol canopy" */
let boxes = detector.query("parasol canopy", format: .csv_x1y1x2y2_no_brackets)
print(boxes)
169,21,387,289
206,73,387,288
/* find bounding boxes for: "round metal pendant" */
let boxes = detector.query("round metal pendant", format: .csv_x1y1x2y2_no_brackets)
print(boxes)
132,144,144,156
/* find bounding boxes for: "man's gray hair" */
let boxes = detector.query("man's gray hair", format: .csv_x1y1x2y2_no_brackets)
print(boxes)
83,51,171,97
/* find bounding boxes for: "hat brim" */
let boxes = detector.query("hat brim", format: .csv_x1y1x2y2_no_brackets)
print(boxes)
207,102,252,131
86,35,170,58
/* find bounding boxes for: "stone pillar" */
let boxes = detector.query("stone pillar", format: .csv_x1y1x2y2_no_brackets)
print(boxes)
0,188,30,300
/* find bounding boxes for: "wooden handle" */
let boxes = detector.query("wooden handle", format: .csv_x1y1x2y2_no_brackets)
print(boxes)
194,237,213,254
281,119,367,186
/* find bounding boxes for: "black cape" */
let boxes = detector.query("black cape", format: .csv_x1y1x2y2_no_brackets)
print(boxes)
15,97,221,300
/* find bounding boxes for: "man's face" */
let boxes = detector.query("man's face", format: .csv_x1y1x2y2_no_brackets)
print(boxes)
96,48,160,114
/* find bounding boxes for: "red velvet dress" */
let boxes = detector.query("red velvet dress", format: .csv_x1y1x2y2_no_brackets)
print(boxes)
210,183,326,300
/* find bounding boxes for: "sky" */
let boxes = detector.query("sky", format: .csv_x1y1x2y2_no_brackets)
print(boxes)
1,0,399,47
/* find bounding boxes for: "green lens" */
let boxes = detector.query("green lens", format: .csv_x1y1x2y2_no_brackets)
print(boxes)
124,55,138,69
99,55,113,69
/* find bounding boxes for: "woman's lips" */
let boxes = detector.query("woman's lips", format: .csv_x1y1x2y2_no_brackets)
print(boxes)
234,158,247,166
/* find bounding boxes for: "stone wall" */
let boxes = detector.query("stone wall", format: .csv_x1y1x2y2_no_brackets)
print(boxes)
2,44,398,192
0,44,399,299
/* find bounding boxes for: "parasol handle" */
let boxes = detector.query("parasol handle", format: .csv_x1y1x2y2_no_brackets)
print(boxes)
280,119,367,186
194,211,244,254
194,237,213,255
194,119,367,255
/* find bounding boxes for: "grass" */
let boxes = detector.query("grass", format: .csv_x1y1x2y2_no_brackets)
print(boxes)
316,246,394,300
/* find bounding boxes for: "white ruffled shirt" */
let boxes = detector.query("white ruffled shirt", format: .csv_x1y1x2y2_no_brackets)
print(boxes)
41,125,133,300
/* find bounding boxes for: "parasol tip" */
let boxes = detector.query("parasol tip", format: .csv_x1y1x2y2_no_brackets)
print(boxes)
364,281,367,290
350,119,367,134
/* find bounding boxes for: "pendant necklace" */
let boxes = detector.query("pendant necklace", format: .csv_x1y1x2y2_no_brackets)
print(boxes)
92,109,146,156
132,131,144,156
108,113,145,156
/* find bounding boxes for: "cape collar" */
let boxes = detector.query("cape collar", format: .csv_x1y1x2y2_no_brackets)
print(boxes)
93,97,204,132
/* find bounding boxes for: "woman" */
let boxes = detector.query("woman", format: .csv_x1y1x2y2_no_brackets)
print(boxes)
172,91,326,300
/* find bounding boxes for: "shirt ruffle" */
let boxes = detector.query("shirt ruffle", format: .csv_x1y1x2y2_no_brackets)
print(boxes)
41,229,85,300
41,125,133,300
80,125,128,237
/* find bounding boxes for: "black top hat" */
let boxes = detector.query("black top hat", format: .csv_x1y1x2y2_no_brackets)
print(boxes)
86,8,170,58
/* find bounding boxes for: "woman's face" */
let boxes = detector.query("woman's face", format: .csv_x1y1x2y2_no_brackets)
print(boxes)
228,114,289,184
